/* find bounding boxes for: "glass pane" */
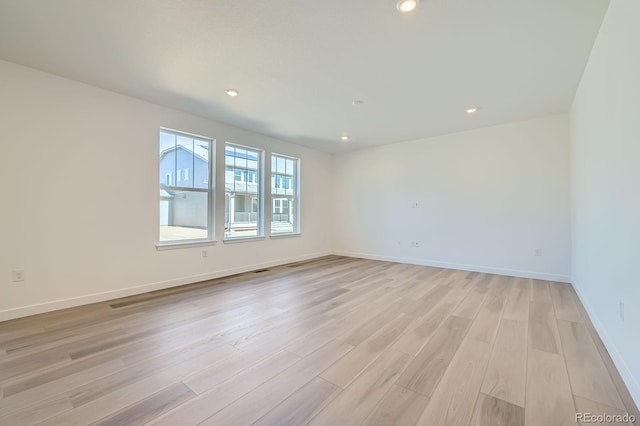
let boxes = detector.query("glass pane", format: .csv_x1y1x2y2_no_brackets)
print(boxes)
225,149,235,192
276,157,285,174
159,131,176,185
193,138,210,189
235,157,247,169
225,143,261,239
159,190,208,242
175,135,194,187
246,148,259,196
271,198,295,234
225,193,259,239
286,159,294,185
225,148,236,167
291,164,297,191
270,154,298,234
274,158,280,196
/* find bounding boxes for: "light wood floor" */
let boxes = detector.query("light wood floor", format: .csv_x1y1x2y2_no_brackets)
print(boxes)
0,256,637,425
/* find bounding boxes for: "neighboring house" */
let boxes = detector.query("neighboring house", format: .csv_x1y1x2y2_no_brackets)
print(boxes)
159,143,210,229
225,148,297,230
160,145,296,231
225,148,259,229
270,161,296,224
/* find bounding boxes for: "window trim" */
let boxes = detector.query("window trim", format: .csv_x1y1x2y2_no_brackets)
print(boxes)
158,128,216,247
156,240,217,250
222,236,266,244
269,232,301,240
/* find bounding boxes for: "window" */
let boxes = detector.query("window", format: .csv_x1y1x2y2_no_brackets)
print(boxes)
177,168,189,183
271,154,299,235
272,174,293,190
225,143,262,239
159,129,214,244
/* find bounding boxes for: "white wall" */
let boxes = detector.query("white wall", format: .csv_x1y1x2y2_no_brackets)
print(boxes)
570,0,640,405
332,115,571,281
0,60,332,321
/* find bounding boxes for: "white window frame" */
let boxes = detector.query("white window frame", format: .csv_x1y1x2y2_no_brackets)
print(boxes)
157,128,215,248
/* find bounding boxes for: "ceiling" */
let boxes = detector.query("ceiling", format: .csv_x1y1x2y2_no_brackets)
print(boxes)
0,0,609,152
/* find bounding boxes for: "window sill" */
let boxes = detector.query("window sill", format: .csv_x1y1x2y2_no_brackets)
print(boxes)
156,240,217,251
270,233,302,240
223,236,266,244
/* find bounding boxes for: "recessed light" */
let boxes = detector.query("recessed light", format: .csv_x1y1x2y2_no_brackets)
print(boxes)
397,0,419,13
340,135,350,141
226,89,239,97
352,100,364,105
466,107,479,114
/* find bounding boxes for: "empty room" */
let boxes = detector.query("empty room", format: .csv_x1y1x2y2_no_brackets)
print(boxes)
0,0,638,425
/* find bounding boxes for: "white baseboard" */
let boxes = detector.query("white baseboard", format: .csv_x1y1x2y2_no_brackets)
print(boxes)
571,277,640,408
0,251,332,322
332,250,571,282
0,249,570,321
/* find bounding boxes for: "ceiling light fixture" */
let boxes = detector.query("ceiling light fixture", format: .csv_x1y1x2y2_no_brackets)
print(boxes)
340,135,350,141
226,89,239,97
397,0,419,13
465,107,479,114
352,100,364,105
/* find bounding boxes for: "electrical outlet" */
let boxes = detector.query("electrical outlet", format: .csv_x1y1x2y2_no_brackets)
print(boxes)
534,249,543,256
619,302,625,321
12,269,25,282
411,241,420,247
202,250,208,258
410,201,420,209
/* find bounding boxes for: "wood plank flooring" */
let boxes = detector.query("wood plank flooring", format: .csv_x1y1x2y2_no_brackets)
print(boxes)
0,255,637,425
